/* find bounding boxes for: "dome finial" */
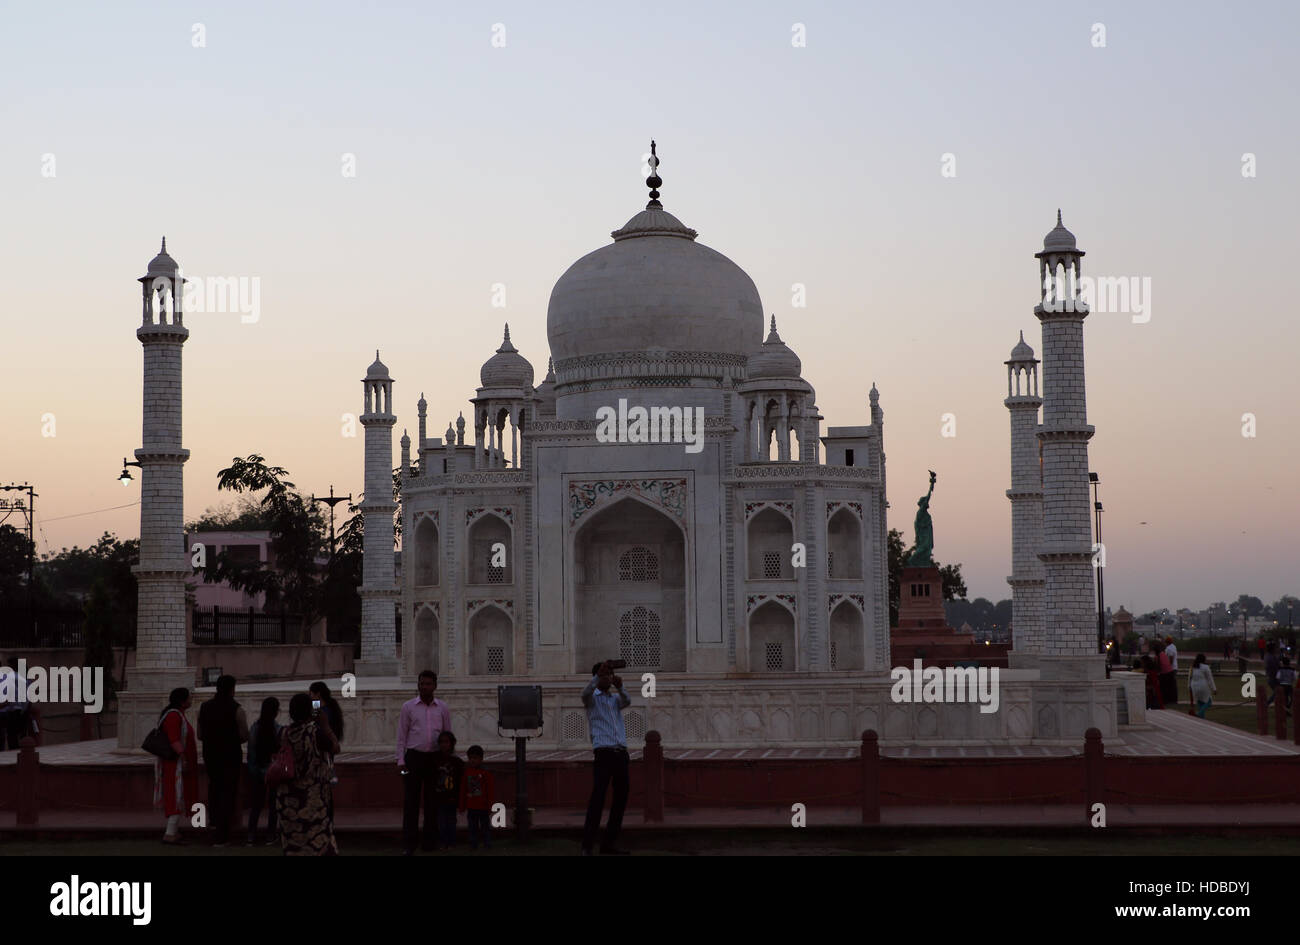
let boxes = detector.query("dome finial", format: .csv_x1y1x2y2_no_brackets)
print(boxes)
1056,209,1062,227
770,314,777,333
161,236,167,253
646,139,663,210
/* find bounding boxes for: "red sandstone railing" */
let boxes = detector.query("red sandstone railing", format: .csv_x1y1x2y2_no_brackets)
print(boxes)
8,725,1300,829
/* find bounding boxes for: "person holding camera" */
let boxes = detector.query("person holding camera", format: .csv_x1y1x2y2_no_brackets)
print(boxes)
580,660,631,856
275,692,340,856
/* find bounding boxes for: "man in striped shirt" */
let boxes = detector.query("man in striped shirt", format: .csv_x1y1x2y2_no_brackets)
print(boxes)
580,660,631,855
396,670,452,854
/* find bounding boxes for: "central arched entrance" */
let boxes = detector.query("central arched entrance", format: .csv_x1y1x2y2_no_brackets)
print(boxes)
573,497,686,673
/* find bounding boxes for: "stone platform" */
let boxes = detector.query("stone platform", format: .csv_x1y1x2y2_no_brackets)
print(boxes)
111,669,1146,753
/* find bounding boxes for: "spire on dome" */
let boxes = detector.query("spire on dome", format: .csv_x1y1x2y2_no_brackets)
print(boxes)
1009,330,1036,362
161,236,167,253
1041,209,1080,254
646,139,663,210
499,324,517,352
764,315,784,344
365,350,390,378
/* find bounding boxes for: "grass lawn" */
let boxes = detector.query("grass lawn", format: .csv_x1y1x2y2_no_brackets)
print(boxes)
6,832,1300,856
1156,672,1286,735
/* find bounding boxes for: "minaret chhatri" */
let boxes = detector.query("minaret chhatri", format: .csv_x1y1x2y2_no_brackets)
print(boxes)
358,351,399,675
1034,212,1101,678
1005,331,1046,667
130,238,195,692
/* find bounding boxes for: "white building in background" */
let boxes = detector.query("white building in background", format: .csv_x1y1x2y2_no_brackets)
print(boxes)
363,147,891,697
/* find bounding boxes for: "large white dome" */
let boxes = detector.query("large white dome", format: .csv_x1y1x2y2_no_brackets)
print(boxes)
545,206,765,388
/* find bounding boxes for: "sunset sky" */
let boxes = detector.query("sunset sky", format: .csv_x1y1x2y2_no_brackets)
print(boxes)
3,1,1297,616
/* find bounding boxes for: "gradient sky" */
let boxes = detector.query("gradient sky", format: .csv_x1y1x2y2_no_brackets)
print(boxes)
3,1,1297,616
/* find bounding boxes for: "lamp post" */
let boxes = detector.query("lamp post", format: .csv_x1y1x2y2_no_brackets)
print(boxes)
1089,472,1104,653
118,457,143,487
310,485,353,563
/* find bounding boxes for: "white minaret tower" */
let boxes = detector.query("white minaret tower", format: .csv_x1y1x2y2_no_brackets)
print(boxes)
1034,212,1101,678
1005,331,1046,667
128,238,196,694
358,351,399,675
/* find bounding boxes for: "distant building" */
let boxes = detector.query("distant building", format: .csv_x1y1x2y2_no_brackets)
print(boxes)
185,529,274,610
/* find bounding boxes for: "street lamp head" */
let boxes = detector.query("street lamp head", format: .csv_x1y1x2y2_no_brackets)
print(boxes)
118,467,133,486
1088,472,1099,483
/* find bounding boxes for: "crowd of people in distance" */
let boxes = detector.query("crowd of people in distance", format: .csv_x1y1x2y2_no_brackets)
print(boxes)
1126,634,1296,718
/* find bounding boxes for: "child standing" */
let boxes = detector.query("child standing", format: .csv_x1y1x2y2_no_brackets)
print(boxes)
433,731,464,848
459,745,496,850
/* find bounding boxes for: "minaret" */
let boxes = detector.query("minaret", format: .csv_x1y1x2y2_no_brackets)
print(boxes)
129,238,195,694
869,382,889,669
1034,212,1101,678
358,351,399,675
1005,332,1046,667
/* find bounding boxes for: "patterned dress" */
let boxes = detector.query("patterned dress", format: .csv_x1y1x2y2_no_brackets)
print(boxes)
275,720,338,856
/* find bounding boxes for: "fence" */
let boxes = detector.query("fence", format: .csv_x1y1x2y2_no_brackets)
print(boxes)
190,606,306,645
0,606,136,649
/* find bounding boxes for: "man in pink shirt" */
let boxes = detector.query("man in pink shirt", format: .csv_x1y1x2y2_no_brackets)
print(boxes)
397,670,452,854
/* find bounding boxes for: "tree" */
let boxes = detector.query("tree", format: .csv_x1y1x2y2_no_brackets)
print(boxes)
0,524,33,603
35,532,138,615
186,496,275,533
887,527,967,627
202,455,332,635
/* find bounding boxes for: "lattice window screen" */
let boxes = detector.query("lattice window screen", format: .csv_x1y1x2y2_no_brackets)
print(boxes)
619,605,662,668
625,711,646,740
618,546,659,582
561,711,587,742
765,642,784,671
763,552,782,580
487,646,504,674
827,552,835,578
830,640,839,670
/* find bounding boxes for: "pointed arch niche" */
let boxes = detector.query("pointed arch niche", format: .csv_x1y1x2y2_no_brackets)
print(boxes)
573,497,686,673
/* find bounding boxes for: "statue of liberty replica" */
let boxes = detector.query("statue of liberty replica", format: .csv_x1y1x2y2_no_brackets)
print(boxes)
907,470,937,567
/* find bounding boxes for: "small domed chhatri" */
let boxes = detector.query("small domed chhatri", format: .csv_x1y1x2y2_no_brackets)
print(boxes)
747,316,803,380
1009,330,1035,361
146,236,180,277
1042,209,1077,253
366,350,389,378
479,324,534,389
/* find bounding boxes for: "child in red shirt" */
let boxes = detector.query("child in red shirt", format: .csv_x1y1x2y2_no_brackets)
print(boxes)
459,745,496,850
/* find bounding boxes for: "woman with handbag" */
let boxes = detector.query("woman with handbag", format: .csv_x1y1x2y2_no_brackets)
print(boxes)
274,692,340,856
152,687,198,845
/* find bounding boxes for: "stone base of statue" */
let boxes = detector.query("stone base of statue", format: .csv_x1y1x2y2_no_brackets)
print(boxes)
891,566,1010,668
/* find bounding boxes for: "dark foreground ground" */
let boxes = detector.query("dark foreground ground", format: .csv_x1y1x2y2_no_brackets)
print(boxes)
6,831,1300,856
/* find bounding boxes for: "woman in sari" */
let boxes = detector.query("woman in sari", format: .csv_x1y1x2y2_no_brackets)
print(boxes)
154,687,198,845
276,692,340,856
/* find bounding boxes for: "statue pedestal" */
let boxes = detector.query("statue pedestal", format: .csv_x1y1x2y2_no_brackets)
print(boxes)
891,567,1009,668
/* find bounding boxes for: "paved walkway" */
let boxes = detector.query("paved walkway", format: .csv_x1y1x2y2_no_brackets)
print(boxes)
6,803,1300,833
